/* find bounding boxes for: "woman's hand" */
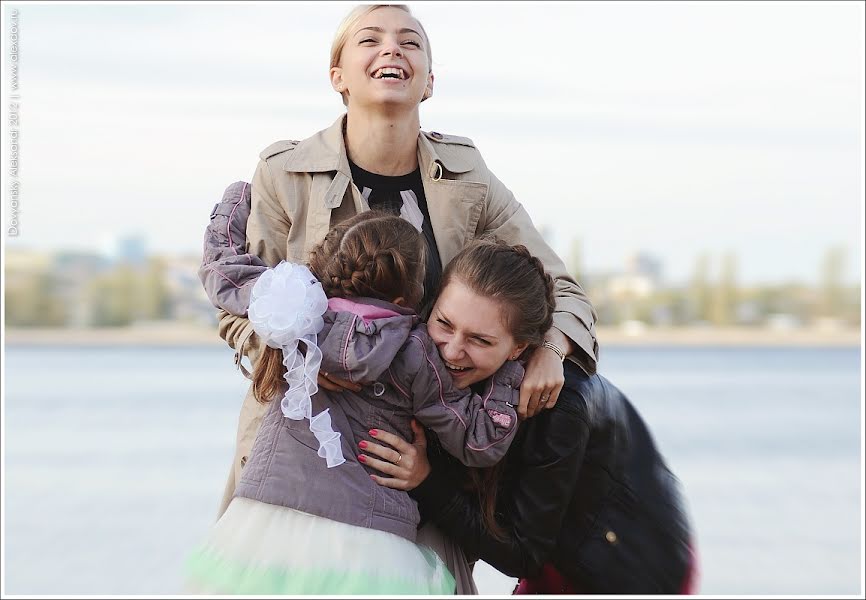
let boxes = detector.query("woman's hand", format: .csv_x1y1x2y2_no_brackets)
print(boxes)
318,370,362,393
359,420,431,491
518,330,570,419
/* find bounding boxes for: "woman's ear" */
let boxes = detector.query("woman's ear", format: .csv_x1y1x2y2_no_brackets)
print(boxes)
510,342,529,361
330,67,345,93
392,296,406,307
422,72,435,101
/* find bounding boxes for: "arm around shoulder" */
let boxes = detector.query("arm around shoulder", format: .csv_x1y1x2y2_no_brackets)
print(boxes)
247,155,292,267
479,167,599,374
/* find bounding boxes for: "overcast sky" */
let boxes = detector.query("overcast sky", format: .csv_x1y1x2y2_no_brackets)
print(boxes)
2,1,863,285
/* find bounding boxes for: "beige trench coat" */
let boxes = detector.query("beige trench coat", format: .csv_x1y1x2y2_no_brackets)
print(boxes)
214,113,598,519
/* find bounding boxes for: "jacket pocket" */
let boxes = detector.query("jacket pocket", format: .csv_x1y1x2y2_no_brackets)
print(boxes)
574,489,646,592
575,485,685,593
281,417,321,452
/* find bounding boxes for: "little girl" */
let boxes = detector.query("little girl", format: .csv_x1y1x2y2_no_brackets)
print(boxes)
186,210,523,594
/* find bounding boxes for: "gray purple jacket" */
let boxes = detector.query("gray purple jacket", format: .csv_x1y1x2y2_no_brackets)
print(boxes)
236,300,522,540
201,182,523,541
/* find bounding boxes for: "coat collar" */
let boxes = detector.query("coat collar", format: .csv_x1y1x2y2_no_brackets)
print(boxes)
282,113,474,175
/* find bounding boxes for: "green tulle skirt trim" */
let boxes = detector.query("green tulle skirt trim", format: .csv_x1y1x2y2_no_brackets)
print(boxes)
185,546,455,595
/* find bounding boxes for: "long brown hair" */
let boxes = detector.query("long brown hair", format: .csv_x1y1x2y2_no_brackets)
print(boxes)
252,212,426,403
441,238,556,540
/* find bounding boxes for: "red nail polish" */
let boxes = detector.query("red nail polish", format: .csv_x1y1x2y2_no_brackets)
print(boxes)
358,455,366,462
358,440,368,449
369,429,378,437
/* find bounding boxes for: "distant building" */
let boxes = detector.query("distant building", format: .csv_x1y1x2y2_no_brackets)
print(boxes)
5,249,53,280
101,234,148,267
607,273,654,299
766,313,802,330
628,252,663,283
605,252,664,300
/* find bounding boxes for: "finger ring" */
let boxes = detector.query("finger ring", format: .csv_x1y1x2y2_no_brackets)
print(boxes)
321,371,329,379
395,453,403,464
540,394,550,403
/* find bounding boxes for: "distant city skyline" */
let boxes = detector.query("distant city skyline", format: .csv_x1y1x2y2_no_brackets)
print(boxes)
2,1,864,287
5,234,859,291
7,235,860,331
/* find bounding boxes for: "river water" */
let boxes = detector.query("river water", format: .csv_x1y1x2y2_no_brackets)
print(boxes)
3,345,862,594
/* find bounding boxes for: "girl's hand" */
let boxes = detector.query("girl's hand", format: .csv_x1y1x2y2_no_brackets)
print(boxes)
318,370,362,393
359,420,431,491
518,342,566,420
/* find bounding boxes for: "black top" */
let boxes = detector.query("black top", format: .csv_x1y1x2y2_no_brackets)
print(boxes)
349,160,443,316
410,363,694,593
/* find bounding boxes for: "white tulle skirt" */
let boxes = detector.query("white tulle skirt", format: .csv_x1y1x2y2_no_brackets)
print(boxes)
185,497,456,595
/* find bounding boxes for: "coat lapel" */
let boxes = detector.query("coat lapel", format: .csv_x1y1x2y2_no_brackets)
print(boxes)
417,135,487,266
284,116,352,257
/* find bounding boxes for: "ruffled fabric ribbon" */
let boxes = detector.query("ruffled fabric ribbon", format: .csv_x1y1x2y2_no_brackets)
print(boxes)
248,262,345,468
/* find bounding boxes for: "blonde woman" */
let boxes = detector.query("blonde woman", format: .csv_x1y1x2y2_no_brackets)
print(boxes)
204,3,598,593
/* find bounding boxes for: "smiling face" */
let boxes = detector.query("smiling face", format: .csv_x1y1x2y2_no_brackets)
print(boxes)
427,278,529,389
329,6,434,109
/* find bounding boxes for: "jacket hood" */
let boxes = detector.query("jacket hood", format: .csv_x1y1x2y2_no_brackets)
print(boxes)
318,296,419,384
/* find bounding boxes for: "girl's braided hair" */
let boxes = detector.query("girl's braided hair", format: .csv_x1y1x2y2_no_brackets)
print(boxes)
308,211,426,307
253,211,425,403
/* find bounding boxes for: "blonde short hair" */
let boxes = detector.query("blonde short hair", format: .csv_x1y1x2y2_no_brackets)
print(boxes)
330,4,433,105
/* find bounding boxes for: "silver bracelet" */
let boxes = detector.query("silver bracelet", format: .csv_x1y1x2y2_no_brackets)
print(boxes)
542,340,566,362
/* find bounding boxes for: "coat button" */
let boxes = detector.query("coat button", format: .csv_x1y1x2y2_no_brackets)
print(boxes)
373,382,386,397
240,456,248,468
430,131,443,139
605,530,617,544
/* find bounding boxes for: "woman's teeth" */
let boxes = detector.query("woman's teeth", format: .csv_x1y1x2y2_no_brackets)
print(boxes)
445,361,470,372
373,67,405,80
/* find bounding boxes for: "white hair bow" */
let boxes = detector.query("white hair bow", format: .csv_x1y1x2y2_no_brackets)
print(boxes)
248,262,345,468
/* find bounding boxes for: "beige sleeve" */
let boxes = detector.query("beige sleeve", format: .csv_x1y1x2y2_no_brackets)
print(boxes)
479,171,599,374
247,158,291,266
216,158,292,372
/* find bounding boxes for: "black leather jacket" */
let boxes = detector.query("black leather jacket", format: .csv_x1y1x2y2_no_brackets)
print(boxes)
411,362,693,594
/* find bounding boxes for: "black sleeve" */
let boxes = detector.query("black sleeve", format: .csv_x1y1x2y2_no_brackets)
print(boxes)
411,404,591,578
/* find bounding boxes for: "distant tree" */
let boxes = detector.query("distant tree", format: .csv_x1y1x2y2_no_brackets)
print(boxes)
711,252,738,325
5,273,67,327
140,257,171,320
87,267,136,326
688,253,712,322
819,246,846,318
843,284,862,326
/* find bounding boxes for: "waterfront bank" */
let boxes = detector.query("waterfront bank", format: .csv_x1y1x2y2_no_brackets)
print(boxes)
4,324,861,347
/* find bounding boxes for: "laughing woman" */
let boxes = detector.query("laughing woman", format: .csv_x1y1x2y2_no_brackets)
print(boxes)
202,3,597,594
